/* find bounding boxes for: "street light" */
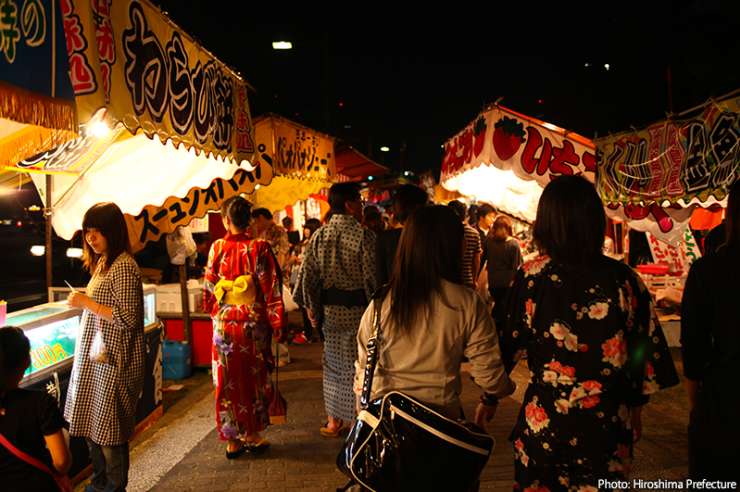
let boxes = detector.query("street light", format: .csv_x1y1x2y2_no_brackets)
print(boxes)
380,146,390,152
272,41,293,50
30,245,45,256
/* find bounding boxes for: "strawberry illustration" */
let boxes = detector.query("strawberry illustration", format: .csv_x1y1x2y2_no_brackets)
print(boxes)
472,116,487,157
492,116,526,161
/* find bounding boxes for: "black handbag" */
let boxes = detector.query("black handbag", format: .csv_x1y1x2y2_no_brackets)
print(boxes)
336,294,495,492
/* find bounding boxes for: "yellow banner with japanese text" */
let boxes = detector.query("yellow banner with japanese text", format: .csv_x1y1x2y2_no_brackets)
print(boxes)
252,115,335,181
61,0,255,164
126,165,273,250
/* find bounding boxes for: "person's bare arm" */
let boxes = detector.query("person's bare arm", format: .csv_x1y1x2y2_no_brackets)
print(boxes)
43,430,71,475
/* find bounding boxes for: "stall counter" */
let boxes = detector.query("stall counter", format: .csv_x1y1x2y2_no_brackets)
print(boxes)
9,285,162,480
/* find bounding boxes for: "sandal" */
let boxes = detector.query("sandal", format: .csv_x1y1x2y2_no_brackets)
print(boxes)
225,443,247,460
319,420,344,438
245,437,270,453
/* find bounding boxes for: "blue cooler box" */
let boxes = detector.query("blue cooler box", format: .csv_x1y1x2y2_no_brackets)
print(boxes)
163,340,192,380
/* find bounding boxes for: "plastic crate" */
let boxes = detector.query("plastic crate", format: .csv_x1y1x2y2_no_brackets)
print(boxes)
163,340,192,380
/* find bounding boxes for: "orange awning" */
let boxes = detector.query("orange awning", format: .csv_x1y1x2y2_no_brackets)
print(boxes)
335,146,388,181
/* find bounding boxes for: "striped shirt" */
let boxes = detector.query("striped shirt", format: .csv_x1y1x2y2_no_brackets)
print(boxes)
463,224,482,288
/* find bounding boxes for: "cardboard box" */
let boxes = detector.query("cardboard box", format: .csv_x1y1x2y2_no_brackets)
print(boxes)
155,282,202,313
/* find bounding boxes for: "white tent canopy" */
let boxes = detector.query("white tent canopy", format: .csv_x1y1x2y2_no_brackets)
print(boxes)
441,105,597,223
31,125,255,240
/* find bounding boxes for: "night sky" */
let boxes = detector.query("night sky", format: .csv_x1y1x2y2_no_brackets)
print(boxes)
117,3,740,176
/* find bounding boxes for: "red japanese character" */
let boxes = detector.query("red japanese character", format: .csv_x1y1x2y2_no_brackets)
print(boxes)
69,52,96,94
664,123,685,195
96,22,114,63
582,151,597,173
63,15,86,53
520,126,552,176
459,128,473,165
549,140,578,176
237,131,254,153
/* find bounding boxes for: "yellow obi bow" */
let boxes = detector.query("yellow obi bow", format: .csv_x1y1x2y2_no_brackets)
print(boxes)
214,275,256,306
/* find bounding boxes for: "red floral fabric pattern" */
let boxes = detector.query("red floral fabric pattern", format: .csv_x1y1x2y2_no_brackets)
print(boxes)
203,233,286,440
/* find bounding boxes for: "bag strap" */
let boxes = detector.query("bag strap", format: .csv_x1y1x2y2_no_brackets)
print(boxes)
359,290,385,409
0,431,58,479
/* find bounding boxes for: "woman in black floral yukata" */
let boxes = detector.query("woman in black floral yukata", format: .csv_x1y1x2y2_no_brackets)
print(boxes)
500,176,679,492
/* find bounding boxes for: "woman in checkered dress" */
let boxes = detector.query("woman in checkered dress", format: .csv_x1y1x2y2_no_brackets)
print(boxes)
65,202,145,492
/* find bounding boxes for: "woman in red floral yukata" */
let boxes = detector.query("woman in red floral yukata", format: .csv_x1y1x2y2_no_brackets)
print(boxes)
500,176,679,491
203,196,286,459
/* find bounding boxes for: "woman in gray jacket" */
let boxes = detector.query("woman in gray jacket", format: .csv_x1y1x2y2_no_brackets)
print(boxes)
354,205,514,427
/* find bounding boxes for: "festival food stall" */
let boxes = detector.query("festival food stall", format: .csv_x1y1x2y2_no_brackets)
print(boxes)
440,104,597,222
595,91,740,346
1,0,265,481
440,104,597,234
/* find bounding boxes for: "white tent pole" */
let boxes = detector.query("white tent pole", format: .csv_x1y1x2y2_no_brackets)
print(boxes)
45,174,53,296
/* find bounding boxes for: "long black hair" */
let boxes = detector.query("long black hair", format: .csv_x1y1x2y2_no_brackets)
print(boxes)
532,175,605,265
81,202,131,273
387,205,463,335
0,326,31,392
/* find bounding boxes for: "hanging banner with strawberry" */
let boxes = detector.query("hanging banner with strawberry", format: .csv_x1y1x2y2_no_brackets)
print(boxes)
440,105,596,221
441,105,597,188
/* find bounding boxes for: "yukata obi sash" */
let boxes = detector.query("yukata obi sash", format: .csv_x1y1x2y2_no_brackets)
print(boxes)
214,275,257,306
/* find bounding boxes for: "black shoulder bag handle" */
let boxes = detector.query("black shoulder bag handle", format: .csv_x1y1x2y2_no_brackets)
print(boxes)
359,294,383,409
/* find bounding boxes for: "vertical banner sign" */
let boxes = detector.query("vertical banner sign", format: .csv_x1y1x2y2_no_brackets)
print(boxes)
646,228,701,275
60,0,256,165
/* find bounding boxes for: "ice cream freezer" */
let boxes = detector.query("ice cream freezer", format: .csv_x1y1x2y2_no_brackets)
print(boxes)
8,285,163,480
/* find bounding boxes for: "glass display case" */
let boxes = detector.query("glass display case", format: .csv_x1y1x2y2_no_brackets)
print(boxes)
7,303,82,385
14,285,159,385
143,285,156,328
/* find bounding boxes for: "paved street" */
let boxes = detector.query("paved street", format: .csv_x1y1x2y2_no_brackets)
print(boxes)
90,339,690,492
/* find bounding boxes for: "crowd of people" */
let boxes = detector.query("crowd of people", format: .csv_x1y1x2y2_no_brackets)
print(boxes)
1,177,738,491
